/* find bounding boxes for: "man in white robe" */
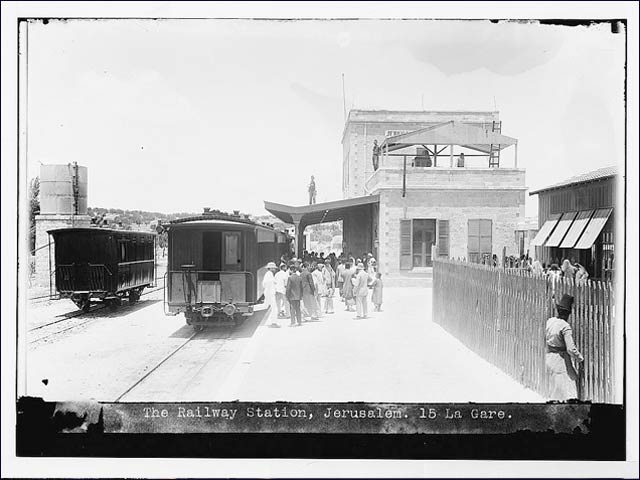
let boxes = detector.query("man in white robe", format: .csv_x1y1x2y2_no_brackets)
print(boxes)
262,262,279,328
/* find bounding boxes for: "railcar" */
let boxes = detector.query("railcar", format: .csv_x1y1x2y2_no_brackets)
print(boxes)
48,228,156,311
164,211,292,328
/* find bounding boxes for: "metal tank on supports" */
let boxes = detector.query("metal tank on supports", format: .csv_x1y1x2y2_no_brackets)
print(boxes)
39,163,88,215
34,163,92,287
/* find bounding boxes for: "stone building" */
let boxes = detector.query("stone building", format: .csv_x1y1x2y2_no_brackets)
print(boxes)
34,163,91,287
266,110,527,282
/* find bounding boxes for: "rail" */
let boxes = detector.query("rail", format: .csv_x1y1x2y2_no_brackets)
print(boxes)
432,258,617,403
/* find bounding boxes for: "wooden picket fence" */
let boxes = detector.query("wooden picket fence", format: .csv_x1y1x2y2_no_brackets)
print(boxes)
432,258,617,403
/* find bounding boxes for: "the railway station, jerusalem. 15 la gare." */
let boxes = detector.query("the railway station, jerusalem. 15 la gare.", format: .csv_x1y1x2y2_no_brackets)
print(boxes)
24,108,622,409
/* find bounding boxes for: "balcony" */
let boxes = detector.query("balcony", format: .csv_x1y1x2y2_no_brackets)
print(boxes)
365,160,526,193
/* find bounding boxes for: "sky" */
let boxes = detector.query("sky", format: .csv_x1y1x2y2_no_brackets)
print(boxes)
25,18,626,217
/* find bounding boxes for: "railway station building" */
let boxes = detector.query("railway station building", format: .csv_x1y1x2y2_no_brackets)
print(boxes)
529,166,618,280
265,110,527,283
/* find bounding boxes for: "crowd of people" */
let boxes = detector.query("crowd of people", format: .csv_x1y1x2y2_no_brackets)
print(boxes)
473,252,590,285
261,251,383,328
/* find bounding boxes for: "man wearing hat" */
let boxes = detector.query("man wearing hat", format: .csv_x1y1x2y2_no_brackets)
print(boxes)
286,264,304,326
352,262,370,319
300,262,319,321
545,293,584,400
274,263,290,319
262,262,280,328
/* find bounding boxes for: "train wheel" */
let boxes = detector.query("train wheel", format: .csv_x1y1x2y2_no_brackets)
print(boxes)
129,290,140,304
81,300,91,312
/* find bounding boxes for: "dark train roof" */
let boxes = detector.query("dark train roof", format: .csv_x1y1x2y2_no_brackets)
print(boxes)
166,212,286,233
48,227,156,236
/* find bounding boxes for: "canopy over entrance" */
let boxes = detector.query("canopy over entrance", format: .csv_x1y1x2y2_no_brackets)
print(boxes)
265,195,380,257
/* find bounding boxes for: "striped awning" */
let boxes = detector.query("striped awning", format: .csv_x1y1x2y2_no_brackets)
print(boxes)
574,208,613,249
559,210,594,249
530,216,560,247
545,211,578,248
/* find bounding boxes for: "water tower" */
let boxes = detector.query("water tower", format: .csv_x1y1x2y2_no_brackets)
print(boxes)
34,162,91,285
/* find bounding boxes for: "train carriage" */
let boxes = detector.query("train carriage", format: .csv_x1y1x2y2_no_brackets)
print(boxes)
164,211,292,328
48,228,156,311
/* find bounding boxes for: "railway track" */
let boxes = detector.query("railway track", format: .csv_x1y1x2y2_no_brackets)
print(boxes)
27,284,165,345
114,328,234,402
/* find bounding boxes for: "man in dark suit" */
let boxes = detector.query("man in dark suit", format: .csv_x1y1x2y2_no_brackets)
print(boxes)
285,265,304,326
300,262,319,320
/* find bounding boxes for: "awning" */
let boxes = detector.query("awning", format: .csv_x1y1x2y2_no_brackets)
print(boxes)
380,121,517,154
530,216,560,247
264,195,379,226
559,210,594,249
574,208,613,249
544,211,578,247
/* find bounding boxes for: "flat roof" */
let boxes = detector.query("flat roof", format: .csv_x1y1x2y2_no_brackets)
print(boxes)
264,195,379,226
342,109,501,142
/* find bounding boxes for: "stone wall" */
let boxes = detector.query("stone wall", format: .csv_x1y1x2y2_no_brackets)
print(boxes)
341,110,501,199
377,189,524,275
33,214,91,287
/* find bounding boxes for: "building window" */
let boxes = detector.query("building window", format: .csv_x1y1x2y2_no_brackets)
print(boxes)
437,219,449,257
412,219,436,267
399,218,438,269
602,216,615,281
468,219,492,263
385,129,411,138
515,230,525,257
399,219,412,270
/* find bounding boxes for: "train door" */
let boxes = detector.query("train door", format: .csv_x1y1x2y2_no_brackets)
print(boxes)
223,232,242,271
221,231,246,302
202,231,222,280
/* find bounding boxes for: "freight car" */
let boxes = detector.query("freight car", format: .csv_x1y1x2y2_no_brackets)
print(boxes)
164,210,292,328
48,228,156,311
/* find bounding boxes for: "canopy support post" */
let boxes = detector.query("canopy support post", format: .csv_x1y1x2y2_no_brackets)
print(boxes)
291,214,304,258
515,141,518,168
402,155,407,198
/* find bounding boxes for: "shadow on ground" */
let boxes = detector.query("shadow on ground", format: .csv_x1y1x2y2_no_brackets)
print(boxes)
168,308,269,341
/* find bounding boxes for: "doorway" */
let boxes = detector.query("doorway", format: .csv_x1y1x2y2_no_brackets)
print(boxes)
202,231,222,280
412,219,436,267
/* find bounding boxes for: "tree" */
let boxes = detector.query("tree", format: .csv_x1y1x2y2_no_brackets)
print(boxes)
28,177,40,252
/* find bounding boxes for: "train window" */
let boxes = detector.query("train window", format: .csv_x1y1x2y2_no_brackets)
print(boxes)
257,228,275,243
120,242,126,262
224,232,241,269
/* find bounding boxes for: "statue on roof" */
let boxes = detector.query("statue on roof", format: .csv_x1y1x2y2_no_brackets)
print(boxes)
308,175,317,205
372,139,380,171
